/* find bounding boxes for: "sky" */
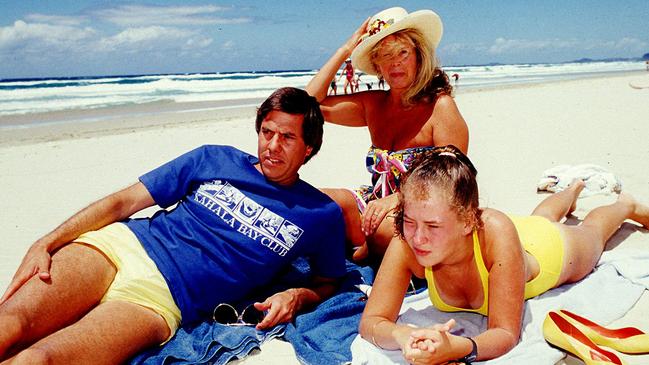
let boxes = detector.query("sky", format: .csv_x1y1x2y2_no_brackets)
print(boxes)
1,0,648,79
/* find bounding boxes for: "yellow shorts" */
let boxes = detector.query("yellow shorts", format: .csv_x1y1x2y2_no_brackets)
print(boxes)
73,223,181,343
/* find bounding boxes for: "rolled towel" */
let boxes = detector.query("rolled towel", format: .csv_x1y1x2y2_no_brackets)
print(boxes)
537,164,622,197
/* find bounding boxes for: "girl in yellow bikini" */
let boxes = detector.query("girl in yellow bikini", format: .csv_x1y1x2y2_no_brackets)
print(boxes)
359,145,649,364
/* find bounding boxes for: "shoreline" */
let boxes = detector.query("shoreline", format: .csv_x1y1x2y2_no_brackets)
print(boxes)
0,97,265,146
2,71,647,147
453,69,646,94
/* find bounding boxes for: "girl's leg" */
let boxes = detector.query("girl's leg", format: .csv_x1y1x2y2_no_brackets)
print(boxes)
558,192,649,284
531,180,585,222
627,194,649,228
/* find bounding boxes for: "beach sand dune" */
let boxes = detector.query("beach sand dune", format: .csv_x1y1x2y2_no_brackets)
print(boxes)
1,73,647,364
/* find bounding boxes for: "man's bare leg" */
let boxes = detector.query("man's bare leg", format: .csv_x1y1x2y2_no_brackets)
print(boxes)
0,243,116,358
3,301,168,365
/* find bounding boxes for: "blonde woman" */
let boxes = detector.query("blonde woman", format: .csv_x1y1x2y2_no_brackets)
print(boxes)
307,7,468,260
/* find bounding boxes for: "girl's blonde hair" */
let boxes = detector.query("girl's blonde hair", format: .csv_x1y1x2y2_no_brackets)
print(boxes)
394,145,482,240
369,28,452,106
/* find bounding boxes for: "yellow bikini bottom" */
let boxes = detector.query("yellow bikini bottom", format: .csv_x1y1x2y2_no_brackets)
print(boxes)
509,215,565,299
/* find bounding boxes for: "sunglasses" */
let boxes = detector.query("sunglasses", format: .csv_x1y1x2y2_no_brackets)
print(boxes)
212,303,265,326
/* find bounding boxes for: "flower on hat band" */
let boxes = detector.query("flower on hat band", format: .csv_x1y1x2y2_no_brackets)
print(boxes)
368,18,393,36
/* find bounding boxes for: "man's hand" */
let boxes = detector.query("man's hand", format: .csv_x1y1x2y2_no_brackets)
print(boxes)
253,289,302,330
0,242,52,304
0,182,155,305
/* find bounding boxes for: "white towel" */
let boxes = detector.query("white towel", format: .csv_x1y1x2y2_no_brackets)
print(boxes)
600,248,649,288
536,164,622,197
351,257,647,365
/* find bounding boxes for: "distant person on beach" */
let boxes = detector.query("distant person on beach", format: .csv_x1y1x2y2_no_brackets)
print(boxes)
452,73,459,86
329,78,338,95
360,146,649,364
0,87,346,363
378,75,385,89
307,7,468,261
645,60,649,71
338,59,356,94
354,74,362,92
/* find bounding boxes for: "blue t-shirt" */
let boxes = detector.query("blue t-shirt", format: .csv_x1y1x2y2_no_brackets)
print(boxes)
125,145,346,324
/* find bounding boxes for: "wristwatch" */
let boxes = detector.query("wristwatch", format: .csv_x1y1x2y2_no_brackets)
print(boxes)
458,336,478,364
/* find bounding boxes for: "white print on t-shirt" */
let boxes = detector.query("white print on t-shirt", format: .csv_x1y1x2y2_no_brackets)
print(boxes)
193,180,304,256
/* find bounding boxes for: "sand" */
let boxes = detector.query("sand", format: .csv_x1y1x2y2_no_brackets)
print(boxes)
1,72,648,364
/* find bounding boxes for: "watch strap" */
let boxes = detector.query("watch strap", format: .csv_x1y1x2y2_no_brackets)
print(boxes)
458,336,478,364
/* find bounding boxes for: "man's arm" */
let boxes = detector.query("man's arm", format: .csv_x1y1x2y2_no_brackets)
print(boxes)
0,182,155,303
253,275,339,329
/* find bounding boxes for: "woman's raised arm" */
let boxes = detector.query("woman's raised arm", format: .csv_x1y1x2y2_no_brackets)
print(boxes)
306,18,369,102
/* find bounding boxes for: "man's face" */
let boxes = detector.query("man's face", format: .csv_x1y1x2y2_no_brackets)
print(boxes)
257,110,312,186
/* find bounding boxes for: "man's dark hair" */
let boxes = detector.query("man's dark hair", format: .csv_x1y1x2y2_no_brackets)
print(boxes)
255,87,324,163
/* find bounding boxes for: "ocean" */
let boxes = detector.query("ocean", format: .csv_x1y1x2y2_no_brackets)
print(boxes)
0,60,645,118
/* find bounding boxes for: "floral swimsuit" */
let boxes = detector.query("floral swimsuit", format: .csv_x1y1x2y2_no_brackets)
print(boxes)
348,145,434,212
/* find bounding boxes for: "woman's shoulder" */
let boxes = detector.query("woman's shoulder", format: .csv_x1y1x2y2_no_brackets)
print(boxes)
427,93,468,151
430,93,460,116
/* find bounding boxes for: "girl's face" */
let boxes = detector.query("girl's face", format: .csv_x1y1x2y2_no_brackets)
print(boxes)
402,186,470,267
374,35,418,90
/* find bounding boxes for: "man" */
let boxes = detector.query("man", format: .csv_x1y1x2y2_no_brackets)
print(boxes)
0,87,346,364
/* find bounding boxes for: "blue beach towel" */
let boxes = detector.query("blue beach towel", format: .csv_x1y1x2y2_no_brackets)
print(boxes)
284,261,375,365
130,321,285,365
130,259,375,365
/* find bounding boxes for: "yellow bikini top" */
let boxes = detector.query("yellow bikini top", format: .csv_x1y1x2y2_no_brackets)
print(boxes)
424,230,490,316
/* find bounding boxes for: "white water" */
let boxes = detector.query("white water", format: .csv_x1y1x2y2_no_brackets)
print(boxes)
0,61,645,116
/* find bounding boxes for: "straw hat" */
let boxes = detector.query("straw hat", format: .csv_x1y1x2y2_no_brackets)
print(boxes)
350,7,443,75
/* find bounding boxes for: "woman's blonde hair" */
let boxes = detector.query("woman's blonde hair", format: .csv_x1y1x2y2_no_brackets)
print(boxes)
369,28,452,106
